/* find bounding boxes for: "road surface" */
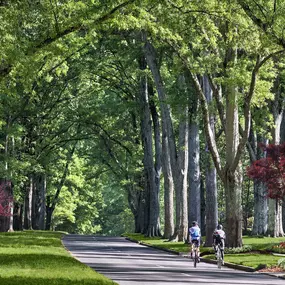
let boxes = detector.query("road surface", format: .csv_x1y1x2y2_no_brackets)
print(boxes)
62,235,284,285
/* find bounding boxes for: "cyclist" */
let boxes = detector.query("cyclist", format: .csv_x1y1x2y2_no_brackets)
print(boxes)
189,221,201,262
212,224,226,264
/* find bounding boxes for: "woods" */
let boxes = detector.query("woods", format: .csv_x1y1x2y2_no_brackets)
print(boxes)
1,0,285,246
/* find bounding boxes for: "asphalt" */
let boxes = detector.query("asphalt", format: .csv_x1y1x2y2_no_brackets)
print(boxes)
62,234,285,285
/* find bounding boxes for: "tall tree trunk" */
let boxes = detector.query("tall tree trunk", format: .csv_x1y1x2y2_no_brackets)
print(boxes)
268,85,284,237
174,107,189,241
149,83,162,236
188,116,201,225
187,73,201,227
281,111,285,231
203,75,218,246
224,78,243,247
13,202,23,231
126,174,145,233
45,197,52,231
24,175,33,230
162,134,174,239
7,133,14,232
138,55,161,237
250,133,268,235
33,174,46,230
252,181,268,235
38,174,46,230
200,180,206,235
144,40,188,241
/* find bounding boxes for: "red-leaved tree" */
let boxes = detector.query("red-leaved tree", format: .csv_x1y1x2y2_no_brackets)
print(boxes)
247,143,285,200
0,180,13,217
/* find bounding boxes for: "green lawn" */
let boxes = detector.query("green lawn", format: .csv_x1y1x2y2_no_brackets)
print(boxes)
123,233,285,270
0,231,117,285
243,235,285,251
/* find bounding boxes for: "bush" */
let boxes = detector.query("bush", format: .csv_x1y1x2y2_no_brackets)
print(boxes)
225,245,252,254
271,242,285,254
256,264,267,270
278,258,285,269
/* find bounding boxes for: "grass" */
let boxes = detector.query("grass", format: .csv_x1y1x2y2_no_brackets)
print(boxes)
123,233,191,252
243,235,285,251
123,233,285,270
0,231,117,285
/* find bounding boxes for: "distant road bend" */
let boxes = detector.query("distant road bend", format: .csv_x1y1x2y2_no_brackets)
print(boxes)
63,235,285,285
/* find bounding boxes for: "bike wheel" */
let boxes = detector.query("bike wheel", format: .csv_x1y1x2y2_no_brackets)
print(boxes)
217,247,222,269
193,248,197,268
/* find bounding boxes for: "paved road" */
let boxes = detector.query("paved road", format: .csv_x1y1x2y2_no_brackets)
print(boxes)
62,235,284,285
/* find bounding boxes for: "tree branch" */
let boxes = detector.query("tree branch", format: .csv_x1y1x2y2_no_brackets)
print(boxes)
207,74,226,132
231,50,284,171
238,0,285,48
1,0,135,78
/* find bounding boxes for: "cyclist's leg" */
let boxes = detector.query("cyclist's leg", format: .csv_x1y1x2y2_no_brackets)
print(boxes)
220,239,225,260
190,242,194,259
213,242,218,259
196,240,200,262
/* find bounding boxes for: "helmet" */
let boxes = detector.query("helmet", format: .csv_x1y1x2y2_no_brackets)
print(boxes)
192,221,198,226
217,224,223,230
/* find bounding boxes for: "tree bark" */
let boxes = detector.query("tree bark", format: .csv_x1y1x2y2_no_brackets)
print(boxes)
13,202,23,231
268,79,284,237
188,107,201,226
144,40,188,241
203,75,218,246
250,133,268,236
138,55,161,237
149,83,162,236
224,73,243,247
161,134,174,239
38,174,46,230
186,74,201,229
174,106,189,241
24,175,33,230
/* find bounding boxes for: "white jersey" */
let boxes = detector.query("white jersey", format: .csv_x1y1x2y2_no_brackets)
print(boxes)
213,229,226,239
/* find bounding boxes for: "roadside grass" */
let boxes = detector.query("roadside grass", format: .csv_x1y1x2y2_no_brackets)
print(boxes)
123,233,285,270
123,233,190,253
0,231,117,285
243,236,285,252
219,253,281,269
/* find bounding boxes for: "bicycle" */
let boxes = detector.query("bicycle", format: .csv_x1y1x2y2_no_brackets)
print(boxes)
191,241,200,268
216,243,223,269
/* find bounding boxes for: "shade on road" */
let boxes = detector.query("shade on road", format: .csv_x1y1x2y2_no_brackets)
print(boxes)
62,235,285,285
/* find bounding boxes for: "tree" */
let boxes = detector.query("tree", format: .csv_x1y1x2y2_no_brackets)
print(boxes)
247,143,285,200
0,179,13,232
248,143,285,236
162,0,284,247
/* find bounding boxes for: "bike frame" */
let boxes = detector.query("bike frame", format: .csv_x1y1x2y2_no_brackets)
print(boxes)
216,243,223,269
192,242,199,268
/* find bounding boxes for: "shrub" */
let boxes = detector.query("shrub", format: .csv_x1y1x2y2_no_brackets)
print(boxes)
271,242,285,254
278,258,285,269
225,245,252,254
256,264,267,270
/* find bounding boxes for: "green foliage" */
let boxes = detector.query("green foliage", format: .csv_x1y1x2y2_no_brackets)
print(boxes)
278,258,285,269
1,0,285,241
270,242,285,254
225,245,252,254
